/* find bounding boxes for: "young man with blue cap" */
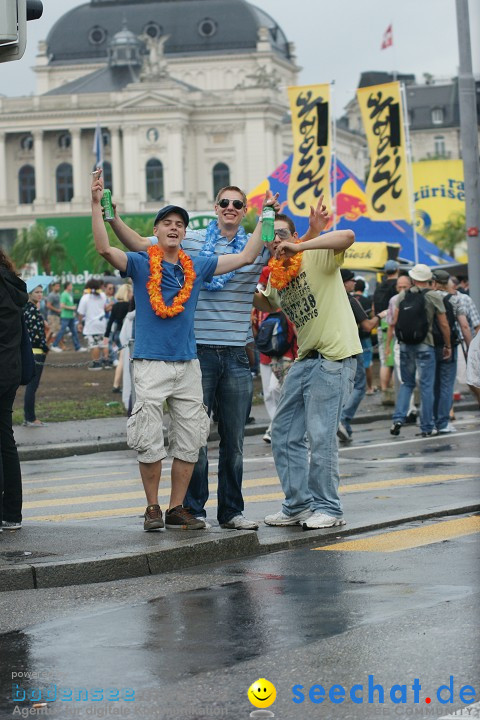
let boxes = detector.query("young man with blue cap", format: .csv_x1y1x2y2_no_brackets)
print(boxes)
91,172,270,532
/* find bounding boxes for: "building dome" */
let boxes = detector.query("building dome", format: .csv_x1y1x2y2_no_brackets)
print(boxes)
45,0,291,65
108,20,143,67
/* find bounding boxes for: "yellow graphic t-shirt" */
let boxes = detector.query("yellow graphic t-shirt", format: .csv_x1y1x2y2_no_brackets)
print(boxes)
263,249,362,361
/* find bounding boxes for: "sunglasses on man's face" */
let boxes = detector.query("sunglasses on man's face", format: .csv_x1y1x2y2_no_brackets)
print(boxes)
273,228,291,240
218,198,245,210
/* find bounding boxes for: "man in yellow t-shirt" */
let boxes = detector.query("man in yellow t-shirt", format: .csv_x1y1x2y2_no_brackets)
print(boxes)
254,211,361,530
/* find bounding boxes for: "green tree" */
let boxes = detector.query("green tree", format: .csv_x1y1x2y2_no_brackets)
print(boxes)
11,223,68,274
429,212,466,256
86,215,155,273
242,207,259,234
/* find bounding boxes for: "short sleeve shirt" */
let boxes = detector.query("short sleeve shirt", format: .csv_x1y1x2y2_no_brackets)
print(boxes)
121,252,217,361
47,291,60,314
263,249,362,361
60,290,75,319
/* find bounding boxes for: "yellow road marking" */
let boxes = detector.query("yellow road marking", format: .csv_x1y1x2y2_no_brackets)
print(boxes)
340,474,473,493
22,474,473,510
314,516,480,553
23,476,283,496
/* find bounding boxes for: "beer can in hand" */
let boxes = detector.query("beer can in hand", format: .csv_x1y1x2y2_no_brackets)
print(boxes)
101,189,114,221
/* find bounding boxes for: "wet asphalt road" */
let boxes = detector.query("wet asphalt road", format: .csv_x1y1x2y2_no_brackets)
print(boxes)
0,518,478,720
0,411,479,719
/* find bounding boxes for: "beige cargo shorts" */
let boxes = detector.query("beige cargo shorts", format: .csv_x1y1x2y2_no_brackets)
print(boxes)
126,359,210,464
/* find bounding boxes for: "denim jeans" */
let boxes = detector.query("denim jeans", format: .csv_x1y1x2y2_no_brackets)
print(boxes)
271,355,356,518
434,345,457,430
0,385,22,524
184,345,253,525
341,353,366,435
24,354,45,423
392,343,436,432
53,318,80,350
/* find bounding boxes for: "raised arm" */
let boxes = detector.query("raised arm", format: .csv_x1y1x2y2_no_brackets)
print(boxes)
92,169,150,252
91,174,128,272
275,229,355,259
214,191,279,276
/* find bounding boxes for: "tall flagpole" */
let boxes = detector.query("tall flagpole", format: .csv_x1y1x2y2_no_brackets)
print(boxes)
331,80,337,230
400,83,419,264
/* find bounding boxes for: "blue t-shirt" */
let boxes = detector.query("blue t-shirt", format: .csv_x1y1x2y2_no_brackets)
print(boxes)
121,252,217,361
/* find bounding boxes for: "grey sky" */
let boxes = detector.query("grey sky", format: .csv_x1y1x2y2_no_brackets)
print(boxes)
1,0,479,115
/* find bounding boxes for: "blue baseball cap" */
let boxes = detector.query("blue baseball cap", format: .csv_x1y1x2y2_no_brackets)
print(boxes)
154,205,189,227
384,260,399,273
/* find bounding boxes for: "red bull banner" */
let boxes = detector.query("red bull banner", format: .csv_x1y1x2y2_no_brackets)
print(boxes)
287,83,331,216
357,82,410,222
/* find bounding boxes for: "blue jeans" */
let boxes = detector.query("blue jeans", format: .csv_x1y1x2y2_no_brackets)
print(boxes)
53,318,80,350
434,346,457,431
392,343,436,433
271,355,356,518
341,353,366,435
184,345,253,525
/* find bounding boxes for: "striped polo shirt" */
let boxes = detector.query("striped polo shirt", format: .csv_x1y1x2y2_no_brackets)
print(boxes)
150,229,267,346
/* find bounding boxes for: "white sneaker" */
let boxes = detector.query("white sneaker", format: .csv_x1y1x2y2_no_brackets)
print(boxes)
439,423,457,434
264,508,312,526
263,430,271,443
50,346,62,353
220,515,259,530
303,511,346,529
2,521,22,529
195,516,212,529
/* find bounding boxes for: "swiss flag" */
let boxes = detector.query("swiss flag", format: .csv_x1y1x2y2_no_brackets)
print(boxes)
381,24,393,50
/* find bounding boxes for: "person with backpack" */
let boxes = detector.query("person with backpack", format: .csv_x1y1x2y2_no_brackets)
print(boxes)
372,260,400,405
431,269,471,433
390,264,451,437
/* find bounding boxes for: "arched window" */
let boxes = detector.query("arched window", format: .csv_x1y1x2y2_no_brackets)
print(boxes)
18,165,36,204
56,163,73,202
92,161,112,192
146,158,164,201
212,162,230,198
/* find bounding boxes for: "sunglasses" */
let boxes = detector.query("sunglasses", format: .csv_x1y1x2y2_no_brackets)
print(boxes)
218,198,245,210
273,229,291,240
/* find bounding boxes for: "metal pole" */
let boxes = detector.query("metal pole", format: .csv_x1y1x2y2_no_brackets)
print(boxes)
456,0,480,310
400,82,419,264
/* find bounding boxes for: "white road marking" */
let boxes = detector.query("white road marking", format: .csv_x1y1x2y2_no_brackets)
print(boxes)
339,429,480,452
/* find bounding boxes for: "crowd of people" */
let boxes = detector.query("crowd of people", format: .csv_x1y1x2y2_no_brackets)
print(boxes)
1,170,479,536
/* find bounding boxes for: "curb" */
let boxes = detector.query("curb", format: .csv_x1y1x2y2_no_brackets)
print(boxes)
16,401,478,462
1,503,477,592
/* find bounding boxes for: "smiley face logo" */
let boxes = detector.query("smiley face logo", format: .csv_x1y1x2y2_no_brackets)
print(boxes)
247,678,276,708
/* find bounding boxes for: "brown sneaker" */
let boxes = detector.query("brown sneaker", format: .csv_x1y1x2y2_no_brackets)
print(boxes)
165,506,206,530
144,504,164,531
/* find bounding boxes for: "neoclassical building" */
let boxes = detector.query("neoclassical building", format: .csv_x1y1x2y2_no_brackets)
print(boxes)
0,0,367,260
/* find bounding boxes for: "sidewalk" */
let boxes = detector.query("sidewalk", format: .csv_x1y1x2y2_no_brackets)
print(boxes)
13,387,477,461
2,389,477,593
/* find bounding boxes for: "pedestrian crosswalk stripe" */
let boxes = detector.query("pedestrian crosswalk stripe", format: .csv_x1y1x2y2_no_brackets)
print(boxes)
313,515,480,553
22,473,475,512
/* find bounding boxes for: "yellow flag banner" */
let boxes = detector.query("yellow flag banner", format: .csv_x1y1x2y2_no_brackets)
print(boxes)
357,82,410,221
287,84,331,217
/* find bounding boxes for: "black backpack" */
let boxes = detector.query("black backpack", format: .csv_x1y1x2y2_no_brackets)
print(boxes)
395,289,429,345
373,278,397,313
432,293,459,348
255,312,291,358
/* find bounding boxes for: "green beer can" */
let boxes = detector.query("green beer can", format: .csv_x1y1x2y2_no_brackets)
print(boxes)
101,189,114,221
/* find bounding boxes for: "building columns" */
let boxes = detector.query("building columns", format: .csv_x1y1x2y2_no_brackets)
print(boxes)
72,128,84,205
33,130,47,206
110,125,123,200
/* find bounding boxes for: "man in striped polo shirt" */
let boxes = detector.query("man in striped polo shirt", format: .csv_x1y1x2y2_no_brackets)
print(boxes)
110,185,278,530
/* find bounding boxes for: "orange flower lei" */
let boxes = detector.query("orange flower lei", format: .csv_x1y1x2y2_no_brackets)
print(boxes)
146,246,196,318
268,244,303,290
